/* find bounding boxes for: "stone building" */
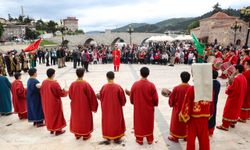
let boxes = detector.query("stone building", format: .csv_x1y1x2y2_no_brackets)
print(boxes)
2,24,36,39
191,12,249,47
63,17,78,32
0,17,7,24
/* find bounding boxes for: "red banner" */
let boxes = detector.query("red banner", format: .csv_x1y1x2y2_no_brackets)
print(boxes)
24,39,42,52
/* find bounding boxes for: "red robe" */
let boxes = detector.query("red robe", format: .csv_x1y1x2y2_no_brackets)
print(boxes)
100,83,126,140
69,80,98,136
154,51,161,60
112,49,121,66
223,53,230,63
240,70,250,120
11,80,27,117
241,56,250,68
180,86,212,150
215,51,222,58
169,83,191,139
139,52,145,59
223,74,247,124
130,79,158,138
229,55,238,65
40,79,68,131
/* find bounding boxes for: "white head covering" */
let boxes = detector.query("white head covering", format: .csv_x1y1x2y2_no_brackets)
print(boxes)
192,63,213,102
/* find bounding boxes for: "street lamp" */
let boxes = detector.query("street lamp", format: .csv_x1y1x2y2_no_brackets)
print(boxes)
240,7,250,46
60,20,64,42
127,25,134,45
231,21,241,45
59,19,68,43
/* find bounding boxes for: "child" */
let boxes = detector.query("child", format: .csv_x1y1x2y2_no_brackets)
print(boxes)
208,70,221,136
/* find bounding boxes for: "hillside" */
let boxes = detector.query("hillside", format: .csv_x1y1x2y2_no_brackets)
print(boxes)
112,23,148,32
111,8,240,33
112,18,195,33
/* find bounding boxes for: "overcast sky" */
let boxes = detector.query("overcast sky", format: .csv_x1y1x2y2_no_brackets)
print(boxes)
0,0,249,31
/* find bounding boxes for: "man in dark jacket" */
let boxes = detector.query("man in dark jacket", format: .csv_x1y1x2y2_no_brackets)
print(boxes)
72,49,78,69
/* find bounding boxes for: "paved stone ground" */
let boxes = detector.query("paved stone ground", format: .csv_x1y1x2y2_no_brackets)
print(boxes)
1,63,250,150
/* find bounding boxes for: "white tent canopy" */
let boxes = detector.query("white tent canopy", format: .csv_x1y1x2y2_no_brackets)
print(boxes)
174,35,193,41
146,35,174,42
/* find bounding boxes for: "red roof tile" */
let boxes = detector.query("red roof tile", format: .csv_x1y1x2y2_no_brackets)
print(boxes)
209,12,237,19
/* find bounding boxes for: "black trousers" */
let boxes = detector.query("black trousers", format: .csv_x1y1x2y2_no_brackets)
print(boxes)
83,61,89,71
46,58,50,66
73,59,77,69
51,57,56,65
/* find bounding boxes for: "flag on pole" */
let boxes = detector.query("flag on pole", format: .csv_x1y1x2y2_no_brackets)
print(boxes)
191,33,205,63
191,33,205,55
24,38,42,52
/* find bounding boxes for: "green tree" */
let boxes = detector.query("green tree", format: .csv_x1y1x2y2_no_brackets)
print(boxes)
23,17,32,24
0,23,4,38
213,2,222,12
25,27,40,39
187,20,200,33
224,8,240,17
18,15,24,23
75,29,84,34
36,19,47,31
47,20,58,33
8,14,13,21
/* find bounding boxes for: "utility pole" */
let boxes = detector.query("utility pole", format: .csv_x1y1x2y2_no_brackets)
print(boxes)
127,25,134,46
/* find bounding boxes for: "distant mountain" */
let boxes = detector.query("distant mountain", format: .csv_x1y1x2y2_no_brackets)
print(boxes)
111,8,240,33
112,18,194,33
112,23,148,32
155,18,193,27
135,24,160,32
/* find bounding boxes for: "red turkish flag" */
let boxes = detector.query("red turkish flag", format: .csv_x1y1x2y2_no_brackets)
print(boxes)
24,39,42,52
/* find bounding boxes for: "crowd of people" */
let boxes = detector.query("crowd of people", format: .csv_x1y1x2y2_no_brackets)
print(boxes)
0,40,249,78
0,39,250,149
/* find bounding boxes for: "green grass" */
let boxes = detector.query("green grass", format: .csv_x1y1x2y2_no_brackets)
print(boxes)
40,40,57,46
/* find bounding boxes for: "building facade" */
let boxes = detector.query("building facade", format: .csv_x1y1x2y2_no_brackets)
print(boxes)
2,24,36,39
191,12,249,47
63,17,78,32
0,17,7,24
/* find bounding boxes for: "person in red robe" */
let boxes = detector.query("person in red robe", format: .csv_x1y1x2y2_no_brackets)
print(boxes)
40,68,68,136
240,50,250,70
222,50,230,62
125,67,158,145
217,65,247,131
97,71,126,144
139,50,145,64
167,71,191,142
229,50,238,64
69,68,98,140
180,86,213,150
215,48,222,59
220,50,238,79
11,72,27,119
239,60,250,122
112,45,121,72
179,64,213,150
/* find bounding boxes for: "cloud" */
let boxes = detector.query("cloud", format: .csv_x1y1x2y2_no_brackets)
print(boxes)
0,0,249,31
